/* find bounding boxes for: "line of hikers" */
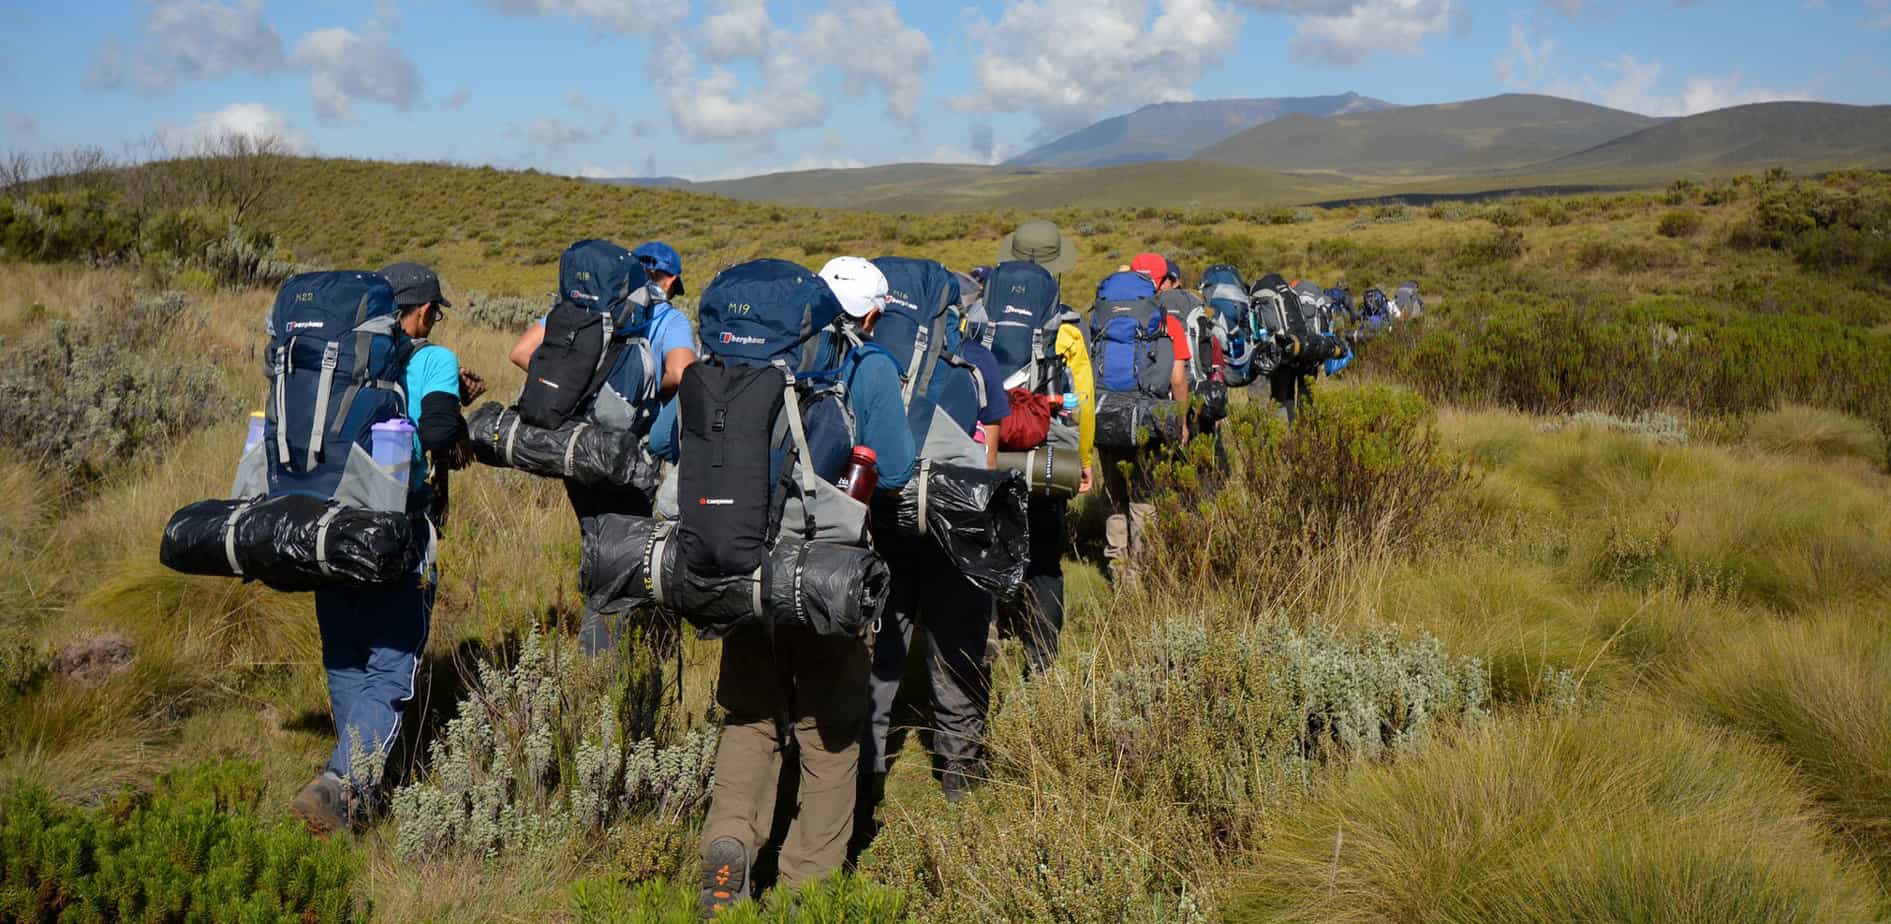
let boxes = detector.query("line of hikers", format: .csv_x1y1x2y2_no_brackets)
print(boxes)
156,219,1423,916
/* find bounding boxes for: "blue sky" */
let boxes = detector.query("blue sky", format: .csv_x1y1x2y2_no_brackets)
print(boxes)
1,0,1887,180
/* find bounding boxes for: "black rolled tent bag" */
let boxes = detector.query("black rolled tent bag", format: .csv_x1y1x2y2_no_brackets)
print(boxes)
886,461,1030,599
160,494,420,592
466,401,660,490
580,514,891,640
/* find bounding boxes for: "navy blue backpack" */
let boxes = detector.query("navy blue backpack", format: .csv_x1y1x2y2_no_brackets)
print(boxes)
518,240,658,431
260,271,415,512
870,257,988,462
981,260,1072,393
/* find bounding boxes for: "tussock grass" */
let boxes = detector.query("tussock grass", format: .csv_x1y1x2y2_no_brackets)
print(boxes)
1231,713,1888,923
1673,612,1891,866
1742,404,1887,468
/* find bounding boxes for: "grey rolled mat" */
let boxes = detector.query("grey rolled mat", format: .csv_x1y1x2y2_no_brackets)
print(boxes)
161,494,420,592
580,514,890,640
467,401,659,490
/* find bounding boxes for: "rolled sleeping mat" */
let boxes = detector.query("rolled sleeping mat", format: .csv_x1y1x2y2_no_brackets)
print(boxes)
580,514,891,640
467,401,660,491
160,494,420,592
890,461,1030,599
995,444,1081,498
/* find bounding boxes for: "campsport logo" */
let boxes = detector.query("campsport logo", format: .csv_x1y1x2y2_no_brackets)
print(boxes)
719,332,767,346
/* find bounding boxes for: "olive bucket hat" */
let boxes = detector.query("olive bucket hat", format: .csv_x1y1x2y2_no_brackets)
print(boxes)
997,219,1078,274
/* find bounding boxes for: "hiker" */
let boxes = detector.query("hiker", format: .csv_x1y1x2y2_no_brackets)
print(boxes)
1156,258,1231,443
987,220,1095,677
505,240,696,657
1092,254,1190,588
856,259,1012,840
1252,273,1345,422
697,256,914,914
292,262,474,835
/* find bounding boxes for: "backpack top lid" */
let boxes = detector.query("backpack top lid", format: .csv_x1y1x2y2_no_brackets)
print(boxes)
869,256,960,374
982,259,1064,382
1291,280,1326,303
1200,264,1246,294
1398,280,1420,295
558,239,653,335
269,270,400,339
1363,288,1389,312
699,258,845,372
1095,270,1157,304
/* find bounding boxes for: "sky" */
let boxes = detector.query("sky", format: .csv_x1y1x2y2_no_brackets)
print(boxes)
1,0,1887,181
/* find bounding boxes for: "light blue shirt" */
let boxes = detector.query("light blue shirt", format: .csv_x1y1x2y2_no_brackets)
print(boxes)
405,344,460,488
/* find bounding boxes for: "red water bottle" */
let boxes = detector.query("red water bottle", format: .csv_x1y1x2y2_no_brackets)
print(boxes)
835,446,879,502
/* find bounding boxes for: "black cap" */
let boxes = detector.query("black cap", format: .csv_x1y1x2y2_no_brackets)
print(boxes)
379,262,451,311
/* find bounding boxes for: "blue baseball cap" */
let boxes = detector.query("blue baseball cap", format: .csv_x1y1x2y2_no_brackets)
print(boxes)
632,241,685,295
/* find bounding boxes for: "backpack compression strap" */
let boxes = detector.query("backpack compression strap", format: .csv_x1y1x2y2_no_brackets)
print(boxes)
776,361,822,540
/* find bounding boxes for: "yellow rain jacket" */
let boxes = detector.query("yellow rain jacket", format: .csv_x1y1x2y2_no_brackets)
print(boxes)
1054,323,1096,470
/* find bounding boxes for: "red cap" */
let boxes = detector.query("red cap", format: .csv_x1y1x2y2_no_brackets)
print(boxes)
850,445,877,463
1130,252,1167,279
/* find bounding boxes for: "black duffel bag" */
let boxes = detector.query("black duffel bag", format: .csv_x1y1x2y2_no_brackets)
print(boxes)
580,514,891,640
886,461,1029,599
160,494,420,592
1094,392,1185,450
467,401,660,491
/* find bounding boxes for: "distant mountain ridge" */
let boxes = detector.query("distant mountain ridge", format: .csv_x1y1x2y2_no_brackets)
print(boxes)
1545,101,1891,171
1002,93,1396,169
1193,93,1661,175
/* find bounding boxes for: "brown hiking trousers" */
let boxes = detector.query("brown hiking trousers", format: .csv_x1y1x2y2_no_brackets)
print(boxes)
699,624,870,888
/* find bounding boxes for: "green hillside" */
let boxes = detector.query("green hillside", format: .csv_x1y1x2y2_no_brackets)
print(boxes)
1193,92,1660,176
1002,93,1396,168
1547,101,1891,171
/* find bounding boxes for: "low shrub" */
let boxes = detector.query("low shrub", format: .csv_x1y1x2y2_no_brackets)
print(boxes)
0,759,360,922
460,291,548,330
1230,714,1888,923
1455,228,1525,267
1658,209,1703,238
391,629,716,861
0,291,233,488
1574,238,1683,272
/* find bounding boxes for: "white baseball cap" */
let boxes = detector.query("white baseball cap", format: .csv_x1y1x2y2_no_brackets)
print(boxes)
819,256,889,319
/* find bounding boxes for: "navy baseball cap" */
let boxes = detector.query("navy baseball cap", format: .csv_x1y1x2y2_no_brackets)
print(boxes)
378,262,451,311
1164,258,1182,283
632,241,685,295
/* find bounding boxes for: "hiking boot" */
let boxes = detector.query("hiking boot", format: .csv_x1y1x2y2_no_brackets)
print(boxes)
700,836,750,917
290,774,355,838
940,761,985,805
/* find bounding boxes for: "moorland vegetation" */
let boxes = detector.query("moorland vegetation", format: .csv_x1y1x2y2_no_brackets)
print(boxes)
1,152,1889,921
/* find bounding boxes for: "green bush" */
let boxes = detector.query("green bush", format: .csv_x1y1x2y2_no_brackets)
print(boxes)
1658,209,1704,238
0,760,360,922
0,292,233,488
461,292,549,331
1456,228,1526,267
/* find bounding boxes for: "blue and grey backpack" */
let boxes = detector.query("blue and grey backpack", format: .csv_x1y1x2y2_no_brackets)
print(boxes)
517,239,661,435
254,270,416,513
870,257,988,468
1089,271,1182,448
1199,264,1257,386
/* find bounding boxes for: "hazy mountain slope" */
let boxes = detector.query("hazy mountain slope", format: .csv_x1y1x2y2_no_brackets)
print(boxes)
1004,93,1396,168
1193,93,1660,175
1545,101,1891,171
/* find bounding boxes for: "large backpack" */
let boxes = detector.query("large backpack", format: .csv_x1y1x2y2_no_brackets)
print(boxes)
1089,271,1182,448
1255,274,1344,374
1395,280,1424,317
1162,288,1230,426
1200,264,1258,386
516,240,657,431
255,270,415,513
1360,287,1392,333
869,257,989,469
982,260,1075,394
674,259,873,580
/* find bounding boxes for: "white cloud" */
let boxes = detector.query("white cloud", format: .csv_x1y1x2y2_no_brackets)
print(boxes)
85,0,284,94
160,102,306,153
291,18,423,120
506,91,621,152
656,0,931,142
957,0,1245,136
484,0,689,33
1282,0,1464,66
1495,22,1812,116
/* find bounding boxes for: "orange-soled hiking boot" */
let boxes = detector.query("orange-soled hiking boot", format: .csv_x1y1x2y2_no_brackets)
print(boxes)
699,836,750,918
